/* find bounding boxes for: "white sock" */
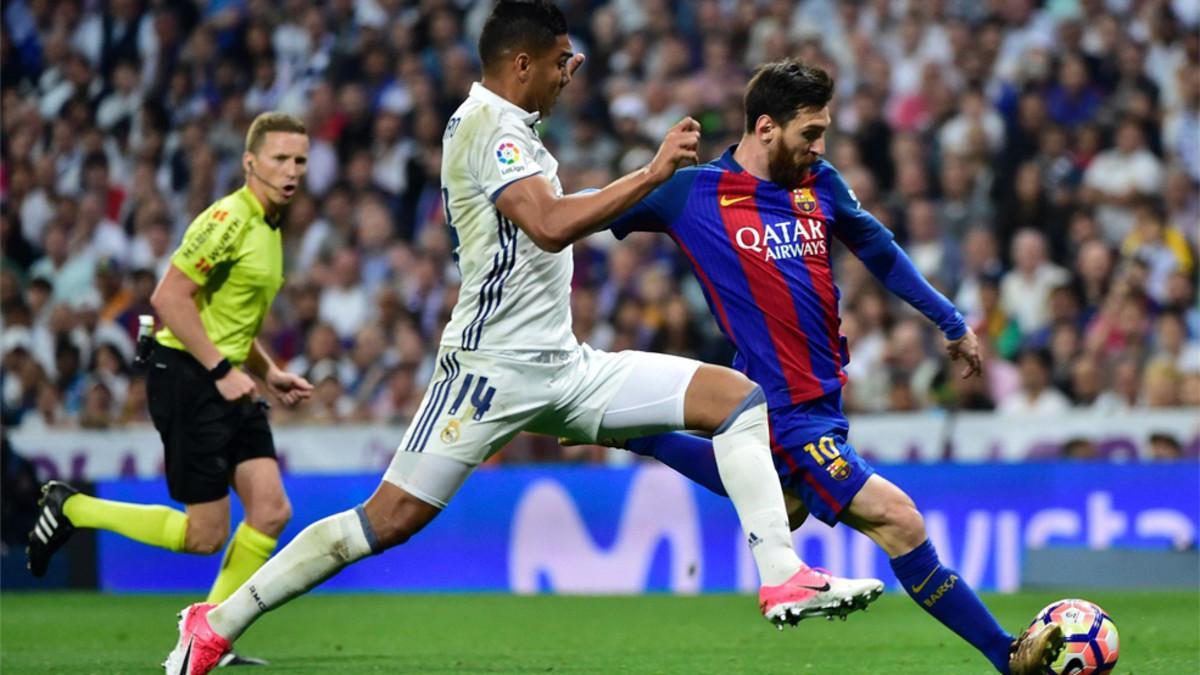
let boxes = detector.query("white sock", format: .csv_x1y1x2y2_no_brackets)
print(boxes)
712,400,804,586
208,508,375,641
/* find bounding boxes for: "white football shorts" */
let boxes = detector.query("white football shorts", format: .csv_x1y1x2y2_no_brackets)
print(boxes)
382,344,701,507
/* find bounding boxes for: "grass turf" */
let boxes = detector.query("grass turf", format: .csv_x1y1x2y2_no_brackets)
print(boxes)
2,591,1196,673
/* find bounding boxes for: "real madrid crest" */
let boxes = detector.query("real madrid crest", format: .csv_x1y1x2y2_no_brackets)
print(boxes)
440,419,461,444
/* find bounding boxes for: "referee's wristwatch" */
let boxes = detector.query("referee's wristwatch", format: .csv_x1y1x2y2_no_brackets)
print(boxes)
208,358,233,381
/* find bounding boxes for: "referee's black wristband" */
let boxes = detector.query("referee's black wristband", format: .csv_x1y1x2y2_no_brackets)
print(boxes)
208,358,233,381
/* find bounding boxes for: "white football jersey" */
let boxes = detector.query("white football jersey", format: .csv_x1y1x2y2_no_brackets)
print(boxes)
439,82,576,353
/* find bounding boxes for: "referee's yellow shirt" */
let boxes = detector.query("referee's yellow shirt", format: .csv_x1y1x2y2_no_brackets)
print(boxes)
156,187,283,366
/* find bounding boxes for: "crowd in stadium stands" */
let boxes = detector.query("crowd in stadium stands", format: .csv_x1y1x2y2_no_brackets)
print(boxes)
0,1,1197,459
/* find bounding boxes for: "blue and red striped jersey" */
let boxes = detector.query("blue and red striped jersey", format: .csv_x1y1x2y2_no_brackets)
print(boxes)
611,148,900,408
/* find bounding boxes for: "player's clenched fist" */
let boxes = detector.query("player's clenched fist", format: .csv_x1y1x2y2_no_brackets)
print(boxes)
647,116,701,183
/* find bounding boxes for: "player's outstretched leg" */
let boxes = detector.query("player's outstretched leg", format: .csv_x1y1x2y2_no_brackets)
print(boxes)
27,481,189,577
563,432,731,497
680,369,883,626
626,433,728,496
165,482,434,675
622,429,883,626
843,475,1064,674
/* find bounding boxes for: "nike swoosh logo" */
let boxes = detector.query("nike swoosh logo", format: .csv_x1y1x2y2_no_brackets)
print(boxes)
911,566,940,593
797,582,831,592
719,195,752,207
180,636,194,674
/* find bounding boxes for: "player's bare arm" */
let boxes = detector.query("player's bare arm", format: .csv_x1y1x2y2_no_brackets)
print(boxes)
495,117,701,252
151,265,257,402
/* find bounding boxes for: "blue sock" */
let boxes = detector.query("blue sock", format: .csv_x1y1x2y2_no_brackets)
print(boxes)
890,539,1014,673
625,433,727,496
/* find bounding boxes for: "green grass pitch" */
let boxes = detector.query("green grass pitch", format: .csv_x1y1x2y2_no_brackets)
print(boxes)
2,591,1196,673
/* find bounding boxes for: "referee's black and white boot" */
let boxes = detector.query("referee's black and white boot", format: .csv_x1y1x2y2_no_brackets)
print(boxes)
27,481,79,577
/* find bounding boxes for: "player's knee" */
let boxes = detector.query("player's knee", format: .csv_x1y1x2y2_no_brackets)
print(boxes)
685,366,758,432
249,497,292,537
712,371,756,420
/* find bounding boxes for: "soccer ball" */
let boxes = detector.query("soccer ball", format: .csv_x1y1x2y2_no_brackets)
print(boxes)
1028,599,1119,674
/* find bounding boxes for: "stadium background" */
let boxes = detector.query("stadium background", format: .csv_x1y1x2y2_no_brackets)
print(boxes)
1,0,1198,672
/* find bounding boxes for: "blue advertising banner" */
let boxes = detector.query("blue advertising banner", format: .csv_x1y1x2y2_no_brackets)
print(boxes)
98,463,1199,594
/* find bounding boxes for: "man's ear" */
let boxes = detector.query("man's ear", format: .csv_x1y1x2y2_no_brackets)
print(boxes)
756,115,776,144
515,52,533,82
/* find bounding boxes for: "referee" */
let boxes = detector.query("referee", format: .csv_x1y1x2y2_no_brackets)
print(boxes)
29,112,313,664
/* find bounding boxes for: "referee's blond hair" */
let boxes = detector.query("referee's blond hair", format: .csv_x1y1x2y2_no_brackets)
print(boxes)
245,112,307,153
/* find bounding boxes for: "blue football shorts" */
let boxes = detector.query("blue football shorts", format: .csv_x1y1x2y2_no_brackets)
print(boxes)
767,390,874,526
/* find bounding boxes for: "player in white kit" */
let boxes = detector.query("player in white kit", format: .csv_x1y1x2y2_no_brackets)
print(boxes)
165,3,881,672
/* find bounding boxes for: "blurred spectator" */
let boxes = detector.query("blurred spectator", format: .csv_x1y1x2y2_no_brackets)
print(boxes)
302,358,354,424
318,247,371,341
1095,355,1142,413
996,161,1068,261
96,57,143,131
1045,53,1103,128
1141,358,1183,408
29,223,96,302
903,198,960,290
1148,432,1185,460
939,87,1005,157
1120,198,1194,304
1061,437,1098,460
0,0,1194,439
999,348,1071,415
287,322,345,384
931,154,988,239
344,323,395,410
1072,238,1114,315
1068,355,1105,408
954,227,1003,323
1000,229,1069,336
1082,118,1165,243
1162,61,1200,181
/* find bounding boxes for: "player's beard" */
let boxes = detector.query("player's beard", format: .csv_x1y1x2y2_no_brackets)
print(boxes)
766,139,812,190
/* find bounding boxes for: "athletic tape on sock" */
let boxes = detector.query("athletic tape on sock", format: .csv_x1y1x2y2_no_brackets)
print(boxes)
354,504,383,554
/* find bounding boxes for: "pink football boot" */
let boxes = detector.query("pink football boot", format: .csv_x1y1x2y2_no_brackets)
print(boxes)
163,603,231,675
759,566,884,628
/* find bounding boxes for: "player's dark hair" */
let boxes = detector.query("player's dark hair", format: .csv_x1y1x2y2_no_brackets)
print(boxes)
479,0,568,71
744,60,834,132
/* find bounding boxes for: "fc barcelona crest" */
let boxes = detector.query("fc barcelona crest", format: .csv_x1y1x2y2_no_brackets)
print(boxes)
794,188,817,213
826,457,851,481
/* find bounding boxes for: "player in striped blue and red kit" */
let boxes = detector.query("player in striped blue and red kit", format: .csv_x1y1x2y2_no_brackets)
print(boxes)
607,61,1063,675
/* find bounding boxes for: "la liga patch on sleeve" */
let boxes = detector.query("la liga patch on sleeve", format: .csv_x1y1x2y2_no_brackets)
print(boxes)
495,140,527,176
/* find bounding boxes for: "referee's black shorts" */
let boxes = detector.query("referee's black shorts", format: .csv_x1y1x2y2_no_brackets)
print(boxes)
147,343,277,504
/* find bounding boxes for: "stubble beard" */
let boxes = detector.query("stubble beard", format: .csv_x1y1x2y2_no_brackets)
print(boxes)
767,142,811,190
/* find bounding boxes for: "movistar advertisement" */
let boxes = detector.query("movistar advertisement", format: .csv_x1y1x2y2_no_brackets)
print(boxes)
97,463,1199,594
